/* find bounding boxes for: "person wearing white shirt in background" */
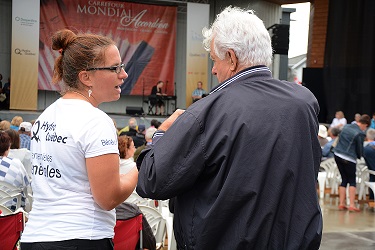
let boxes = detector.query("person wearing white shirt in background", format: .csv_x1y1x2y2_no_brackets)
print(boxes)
0,131,31,212
318,125,329,148
330,110,347,129
5,129,32,181
118,135,137,174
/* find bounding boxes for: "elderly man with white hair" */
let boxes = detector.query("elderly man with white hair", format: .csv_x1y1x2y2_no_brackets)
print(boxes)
137,6,322,249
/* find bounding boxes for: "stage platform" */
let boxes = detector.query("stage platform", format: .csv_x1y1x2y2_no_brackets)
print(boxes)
0,109,166,130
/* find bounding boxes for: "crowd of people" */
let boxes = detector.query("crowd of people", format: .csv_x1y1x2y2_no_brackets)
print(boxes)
319,111,375,212
0,115,33,213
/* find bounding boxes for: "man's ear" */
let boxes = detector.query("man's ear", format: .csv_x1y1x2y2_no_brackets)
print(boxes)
227,50,238,71
78,71,92,88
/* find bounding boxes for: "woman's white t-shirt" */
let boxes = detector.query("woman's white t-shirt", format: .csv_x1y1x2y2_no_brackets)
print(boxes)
21,99,119,242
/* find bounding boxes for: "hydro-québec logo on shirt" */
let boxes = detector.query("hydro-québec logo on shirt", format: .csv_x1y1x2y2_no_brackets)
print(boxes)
31,120,68,144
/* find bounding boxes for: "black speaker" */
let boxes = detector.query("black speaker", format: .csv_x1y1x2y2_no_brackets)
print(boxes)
126,106,144,116
302,67,327,123
271,24,289,55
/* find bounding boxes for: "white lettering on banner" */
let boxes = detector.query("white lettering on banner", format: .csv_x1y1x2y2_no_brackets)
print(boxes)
121,10,169,29
76,4,169,30
77,5,128,17
88,1,124,8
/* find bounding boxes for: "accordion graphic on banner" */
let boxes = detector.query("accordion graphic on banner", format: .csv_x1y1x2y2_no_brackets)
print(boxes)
39,0,176,96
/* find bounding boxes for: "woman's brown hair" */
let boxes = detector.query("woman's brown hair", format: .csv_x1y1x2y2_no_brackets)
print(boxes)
51,29,115,92
0,131,11,156
5,129,20,149
118,135,133,159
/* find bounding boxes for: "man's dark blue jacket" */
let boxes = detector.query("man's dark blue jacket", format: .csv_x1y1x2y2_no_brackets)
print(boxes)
137,66,323,250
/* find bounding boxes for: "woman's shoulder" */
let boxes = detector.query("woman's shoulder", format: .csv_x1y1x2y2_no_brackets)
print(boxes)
8,148,31,160
1,156,24,169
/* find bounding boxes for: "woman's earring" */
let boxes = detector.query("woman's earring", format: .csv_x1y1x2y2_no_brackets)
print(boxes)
88,88,92,98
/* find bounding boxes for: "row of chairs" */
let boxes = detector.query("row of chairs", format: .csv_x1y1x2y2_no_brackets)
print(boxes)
0,182,172,250
319,157,375,203
0,179,33,214
0,180,29,250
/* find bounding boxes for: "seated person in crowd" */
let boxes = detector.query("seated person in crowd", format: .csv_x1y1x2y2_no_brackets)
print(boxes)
192,81,207,103
0,120,10,131
10,115,23,131
322,127,341,161
118,117,138,136
118,135,137,174
150,119,161,129
318,124,329,147
134,127,157,162
120,122,146,148
18,121,32,150
351,113,361,124
364,128,375,200
0,131,31,212
330,111,347,129
370,113,375,129
133,124,146,148
5,129,32,181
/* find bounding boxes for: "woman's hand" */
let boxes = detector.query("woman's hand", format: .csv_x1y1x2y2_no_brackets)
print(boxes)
158,109,185,131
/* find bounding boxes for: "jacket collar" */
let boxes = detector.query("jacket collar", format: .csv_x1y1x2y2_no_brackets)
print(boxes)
209,65,271,95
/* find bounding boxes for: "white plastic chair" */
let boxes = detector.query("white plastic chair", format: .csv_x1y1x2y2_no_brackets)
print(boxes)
126,191,155,208
364,169,375,202
357,163,369,200
0,181,23,212
138,205,167,249
317,171,327,199
0,203,13,215
157,199,177,250
320,158,341,194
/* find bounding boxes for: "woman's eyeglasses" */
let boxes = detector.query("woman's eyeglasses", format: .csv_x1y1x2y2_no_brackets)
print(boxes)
86,64,125,74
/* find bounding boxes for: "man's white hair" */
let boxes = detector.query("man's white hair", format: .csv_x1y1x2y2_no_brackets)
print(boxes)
145,127,157,140
202,6,273,67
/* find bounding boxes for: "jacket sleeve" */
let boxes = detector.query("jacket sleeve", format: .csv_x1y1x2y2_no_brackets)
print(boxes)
136,111,206,200
321,142,331,157
355,133,365,159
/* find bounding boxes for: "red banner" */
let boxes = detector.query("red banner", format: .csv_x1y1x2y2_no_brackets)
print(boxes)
39,0,176,96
